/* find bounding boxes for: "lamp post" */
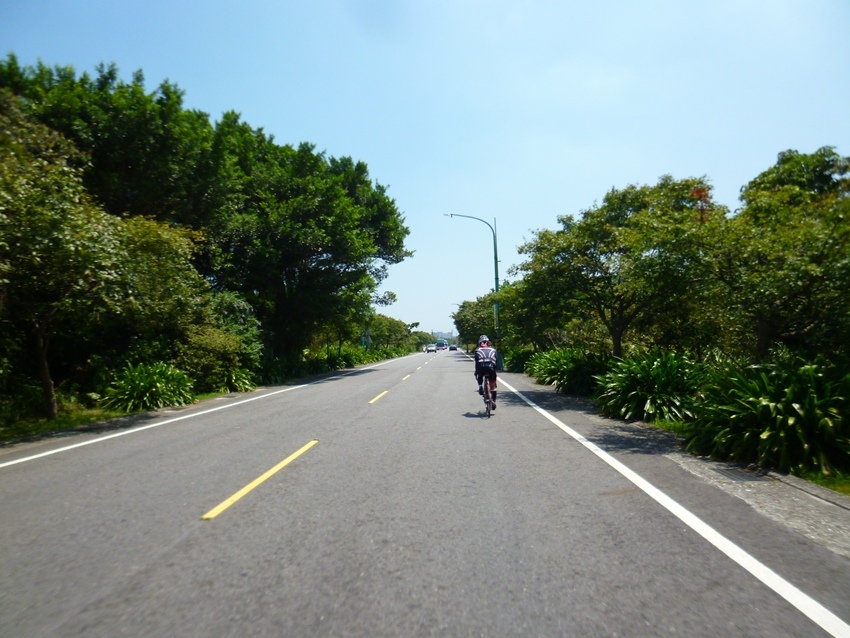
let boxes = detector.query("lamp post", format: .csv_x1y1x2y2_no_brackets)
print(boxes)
445,213,500,339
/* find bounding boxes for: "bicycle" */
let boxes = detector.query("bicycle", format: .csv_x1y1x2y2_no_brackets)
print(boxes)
482,377,493,418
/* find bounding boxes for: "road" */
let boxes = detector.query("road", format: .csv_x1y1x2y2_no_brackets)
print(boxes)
2,350,849,637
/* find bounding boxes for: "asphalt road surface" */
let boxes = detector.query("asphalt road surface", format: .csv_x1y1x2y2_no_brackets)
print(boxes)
2,351,849,637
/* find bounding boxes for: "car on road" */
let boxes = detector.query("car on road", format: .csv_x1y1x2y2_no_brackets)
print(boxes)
449,344,458,351
426,343,437,353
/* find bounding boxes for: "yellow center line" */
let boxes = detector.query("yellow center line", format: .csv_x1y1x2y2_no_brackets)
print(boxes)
402,374,411,381
369,390,389,404
201,439,319,520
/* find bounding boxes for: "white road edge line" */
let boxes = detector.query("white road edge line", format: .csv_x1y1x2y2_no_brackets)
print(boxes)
0,358,401,470
499,377,850,638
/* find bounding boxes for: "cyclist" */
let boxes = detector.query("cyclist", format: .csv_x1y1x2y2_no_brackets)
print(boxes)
473,334,499,409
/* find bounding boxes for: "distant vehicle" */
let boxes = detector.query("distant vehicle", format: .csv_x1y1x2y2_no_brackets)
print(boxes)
435,339,448,350
449,344,458,351
426,343,437,353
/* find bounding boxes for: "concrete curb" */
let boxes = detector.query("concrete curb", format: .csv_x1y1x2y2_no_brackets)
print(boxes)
767,470,850,512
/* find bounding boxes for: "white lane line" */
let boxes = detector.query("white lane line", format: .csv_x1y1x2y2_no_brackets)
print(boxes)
499,377,850,638
0,358,401,469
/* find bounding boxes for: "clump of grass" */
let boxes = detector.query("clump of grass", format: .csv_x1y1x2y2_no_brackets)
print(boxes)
792,470,850,497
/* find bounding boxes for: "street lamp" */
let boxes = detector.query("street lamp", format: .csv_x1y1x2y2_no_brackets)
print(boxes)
444,213,500,339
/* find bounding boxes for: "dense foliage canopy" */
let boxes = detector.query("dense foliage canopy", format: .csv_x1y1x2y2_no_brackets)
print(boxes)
483,155,850,366
0,55,413,419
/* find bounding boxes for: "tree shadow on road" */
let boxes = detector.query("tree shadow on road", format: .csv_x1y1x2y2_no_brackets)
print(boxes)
501,384,685,457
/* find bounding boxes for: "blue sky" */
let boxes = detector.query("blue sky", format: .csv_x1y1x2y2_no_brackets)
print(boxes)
3,1,848,334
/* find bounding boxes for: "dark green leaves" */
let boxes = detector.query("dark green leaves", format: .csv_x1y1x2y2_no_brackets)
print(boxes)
593,349,707,422
684,360,850,475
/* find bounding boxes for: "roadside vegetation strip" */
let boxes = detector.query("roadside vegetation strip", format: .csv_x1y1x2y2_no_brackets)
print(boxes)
201,440,319,520
498,377,850,638
0,359,399,470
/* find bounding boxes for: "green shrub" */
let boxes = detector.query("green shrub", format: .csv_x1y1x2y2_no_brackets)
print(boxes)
102,362,195,412
503,347,535,373
174,325,242,394
594,349,707,422
219,368,256,393
526,348,609,395
684,360,850,475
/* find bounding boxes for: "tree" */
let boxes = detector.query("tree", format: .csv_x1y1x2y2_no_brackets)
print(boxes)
366,314,410,349
1,90,127,417
206,131,411,361
452,295,498,347
0,56,215,227
516,176,724,357
1,57,413,380
0,89,210,417
410,330,433,350
712,147,850,360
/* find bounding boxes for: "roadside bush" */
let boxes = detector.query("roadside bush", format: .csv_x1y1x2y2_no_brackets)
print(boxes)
503,347,535,373
220,368,256,393
684,360,850,475
174,325,254,393
102,362,194,412
526,348,609,395
594,349,707,422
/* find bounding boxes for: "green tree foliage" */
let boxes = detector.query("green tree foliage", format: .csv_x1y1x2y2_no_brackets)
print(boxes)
0,88,210,418
204,131,411,360
452,294,498,346
0,55,412,414
711,147,850,361
205,290,263,372
364,314,402,349
515,176,725,357
0,89,126,417
410,330,433,350
0,56,214,225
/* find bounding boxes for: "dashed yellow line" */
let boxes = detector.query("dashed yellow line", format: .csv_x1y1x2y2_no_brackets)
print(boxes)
369,390,389,404
402,374,411,381
201,440,319,520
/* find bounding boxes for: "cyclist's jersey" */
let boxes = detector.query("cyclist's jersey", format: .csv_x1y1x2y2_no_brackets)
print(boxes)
474,345,498,369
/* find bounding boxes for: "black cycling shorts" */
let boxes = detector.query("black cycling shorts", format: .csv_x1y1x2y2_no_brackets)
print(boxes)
476,364,497,382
